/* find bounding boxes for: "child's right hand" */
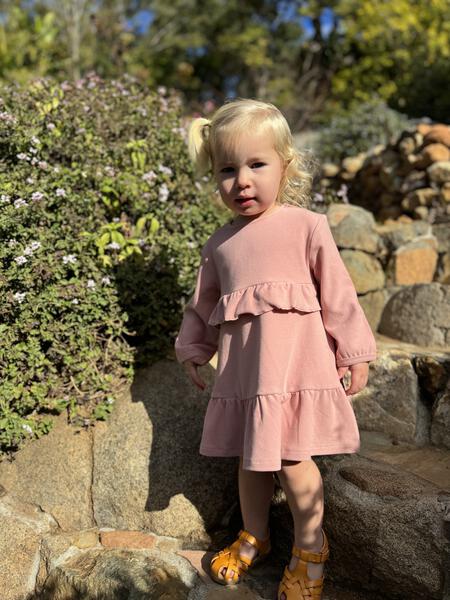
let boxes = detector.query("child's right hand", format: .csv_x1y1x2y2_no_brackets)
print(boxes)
182,359,207,391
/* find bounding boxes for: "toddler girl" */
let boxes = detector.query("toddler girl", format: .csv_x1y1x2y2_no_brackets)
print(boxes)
174,99,377,600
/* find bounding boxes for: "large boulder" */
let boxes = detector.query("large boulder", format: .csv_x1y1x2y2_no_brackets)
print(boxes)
431,386,450,449
0,490,58,600
0,361,239,546
378,283,450,347
327,204,380,253
351,348,428,444
313,454,449,600
341,250,385,293
386,237,438,285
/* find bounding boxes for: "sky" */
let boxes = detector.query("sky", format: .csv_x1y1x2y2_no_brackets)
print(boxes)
129,6,336,38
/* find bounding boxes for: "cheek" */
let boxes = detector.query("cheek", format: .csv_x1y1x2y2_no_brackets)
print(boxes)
218,179,233,196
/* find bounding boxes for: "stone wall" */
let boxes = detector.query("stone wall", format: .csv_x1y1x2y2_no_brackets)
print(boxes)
320,123,450,224
328,204,450,345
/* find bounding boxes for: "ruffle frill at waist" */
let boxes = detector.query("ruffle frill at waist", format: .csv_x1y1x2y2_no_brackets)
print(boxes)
208,281,321,327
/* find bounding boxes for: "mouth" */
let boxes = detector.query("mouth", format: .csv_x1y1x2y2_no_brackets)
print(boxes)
235,197,255,205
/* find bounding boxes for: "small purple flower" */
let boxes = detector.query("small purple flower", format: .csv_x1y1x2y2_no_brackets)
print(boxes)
14,291,26,303
159,183,169,202
62,254,77,264
17,153,29,161
106,242,121,250
336,184,348,199
47,122,56,130
142,170,156,183
158,164,173,177
14,198,28,208
56,188,66,197
15,255,28,265
101,276,111,285
31,192,44,201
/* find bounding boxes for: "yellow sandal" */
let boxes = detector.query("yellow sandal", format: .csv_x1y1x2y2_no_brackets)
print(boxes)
277,529,329,599
210,528,271,586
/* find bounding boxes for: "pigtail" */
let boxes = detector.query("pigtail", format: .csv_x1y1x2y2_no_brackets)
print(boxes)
188,118,212,177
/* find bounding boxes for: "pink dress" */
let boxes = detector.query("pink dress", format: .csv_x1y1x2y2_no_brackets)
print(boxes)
174,205,377,471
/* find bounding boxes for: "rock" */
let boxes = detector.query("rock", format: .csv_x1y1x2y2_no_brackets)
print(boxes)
413,206,429,220
423,124,450,147
92,361,238,544
374,219,431,251
35,547,198,600
340,250,385,293
400,170,427,194
413,355,449,397
397,134,417,157
0,407,95,531
437,252,450,284
417,123,433,137
431,387,450,448
401,187,438,209
358,289,388,332
415,142,450,167
378,283,450,347
327,204,380,253
440,182,450,203
388,237,438,285
351,350,427,444
427,161,450,184
0,492,58,600
313,454,449,600
322,162,340,178
342,154,366,175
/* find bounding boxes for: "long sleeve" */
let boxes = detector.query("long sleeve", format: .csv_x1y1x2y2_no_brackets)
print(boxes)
174,241,221,366
308,214,377,367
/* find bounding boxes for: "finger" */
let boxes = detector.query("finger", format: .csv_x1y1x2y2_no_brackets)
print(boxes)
187,364,206,390
345,374,367,395
337,366,349,379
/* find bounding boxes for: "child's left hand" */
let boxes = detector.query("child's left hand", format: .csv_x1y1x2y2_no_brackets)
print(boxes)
337,363,369,396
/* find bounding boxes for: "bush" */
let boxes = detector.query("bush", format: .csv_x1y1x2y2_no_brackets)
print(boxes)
314,98,410,162
0,73,227,456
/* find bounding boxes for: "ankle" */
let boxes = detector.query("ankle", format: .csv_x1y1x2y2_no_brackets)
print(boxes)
294,528,324,552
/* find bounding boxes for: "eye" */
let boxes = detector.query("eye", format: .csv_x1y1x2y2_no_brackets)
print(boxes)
220,166,234,173
252,162,265,168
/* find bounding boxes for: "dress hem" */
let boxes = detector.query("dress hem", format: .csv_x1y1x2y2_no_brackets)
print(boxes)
199,442,360,471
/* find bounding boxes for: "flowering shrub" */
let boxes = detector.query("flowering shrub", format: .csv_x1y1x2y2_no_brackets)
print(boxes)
0,73,226,456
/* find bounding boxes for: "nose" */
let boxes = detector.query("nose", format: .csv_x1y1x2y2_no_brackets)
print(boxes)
236,167,250,189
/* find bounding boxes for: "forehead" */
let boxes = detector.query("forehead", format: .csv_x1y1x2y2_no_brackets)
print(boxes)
214,130,278,164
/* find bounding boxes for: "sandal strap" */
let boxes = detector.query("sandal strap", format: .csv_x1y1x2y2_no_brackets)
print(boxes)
292,529,329,563
237,528,271,553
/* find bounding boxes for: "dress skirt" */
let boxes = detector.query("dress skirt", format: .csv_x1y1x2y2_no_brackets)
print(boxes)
199,308,361,471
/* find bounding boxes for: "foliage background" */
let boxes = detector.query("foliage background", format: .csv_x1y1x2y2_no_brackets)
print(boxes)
0,0,448,127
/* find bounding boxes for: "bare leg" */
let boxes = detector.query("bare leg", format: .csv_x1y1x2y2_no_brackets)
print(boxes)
219,456,274,581
276,459,325,598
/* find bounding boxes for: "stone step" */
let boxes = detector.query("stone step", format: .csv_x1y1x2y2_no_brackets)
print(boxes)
359,430,450,491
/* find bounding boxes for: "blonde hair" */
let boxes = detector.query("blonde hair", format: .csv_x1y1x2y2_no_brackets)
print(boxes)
188,98,316,208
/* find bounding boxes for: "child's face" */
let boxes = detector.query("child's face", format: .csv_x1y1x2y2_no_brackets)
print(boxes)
213,131,284,219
